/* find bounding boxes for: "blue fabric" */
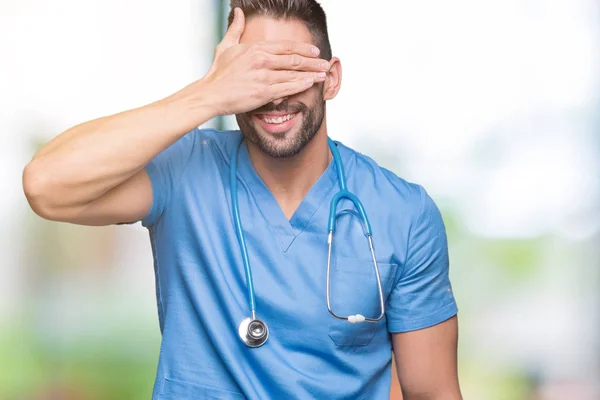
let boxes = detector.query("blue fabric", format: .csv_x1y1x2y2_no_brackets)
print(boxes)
142,128,457,399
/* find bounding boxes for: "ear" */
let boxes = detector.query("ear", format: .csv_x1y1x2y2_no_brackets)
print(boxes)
323,57,342,101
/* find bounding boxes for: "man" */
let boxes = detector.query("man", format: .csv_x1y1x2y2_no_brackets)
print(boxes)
22,0,461,398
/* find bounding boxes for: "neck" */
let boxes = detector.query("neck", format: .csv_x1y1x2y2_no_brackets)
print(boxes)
246,125,332,219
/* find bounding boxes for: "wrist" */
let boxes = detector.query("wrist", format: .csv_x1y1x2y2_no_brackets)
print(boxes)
187,76,222,120
159,78,220,128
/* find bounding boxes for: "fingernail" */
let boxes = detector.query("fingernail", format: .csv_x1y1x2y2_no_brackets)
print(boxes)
321,62,330,70
311,47,320,55
317,72,326,78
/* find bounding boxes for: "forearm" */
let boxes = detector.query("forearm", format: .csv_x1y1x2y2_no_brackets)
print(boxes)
23,12,328,218
23,81,214,212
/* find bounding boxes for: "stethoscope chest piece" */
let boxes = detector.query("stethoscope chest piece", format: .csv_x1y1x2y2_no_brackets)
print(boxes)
238,317,269,348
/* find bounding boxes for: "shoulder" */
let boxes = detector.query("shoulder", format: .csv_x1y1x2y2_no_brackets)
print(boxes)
193,128,241,150
337,141,442,235
339,141,425,208
185,128,243,161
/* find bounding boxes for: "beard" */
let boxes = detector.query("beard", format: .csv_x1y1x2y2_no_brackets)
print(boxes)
235,92,325,159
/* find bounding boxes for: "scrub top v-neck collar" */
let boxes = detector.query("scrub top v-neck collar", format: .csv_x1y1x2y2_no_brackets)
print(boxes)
236,139,344,252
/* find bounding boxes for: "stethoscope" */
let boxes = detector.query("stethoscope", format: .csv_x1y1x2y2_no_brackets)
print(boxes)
230,137,385,348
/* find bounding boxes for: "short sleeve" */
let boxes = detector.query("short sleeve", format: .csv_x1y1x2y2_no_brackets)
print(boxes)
386,186,458,333
141,129,197,228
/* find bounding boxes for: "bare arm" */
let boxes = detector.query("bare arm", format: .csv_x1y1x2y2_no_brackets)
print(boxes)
22,8,329,226
392,316,462,400
22,94,212,225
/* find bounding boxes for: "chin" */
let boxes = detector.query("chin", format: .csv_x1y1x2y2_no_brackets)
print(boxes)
238,108,319,158
257,126,295,141
257,132,295,150
251,129,305,158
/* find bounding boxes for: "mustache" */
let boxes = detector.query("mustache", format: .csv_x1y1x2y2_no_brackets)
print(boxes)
251,101,307,115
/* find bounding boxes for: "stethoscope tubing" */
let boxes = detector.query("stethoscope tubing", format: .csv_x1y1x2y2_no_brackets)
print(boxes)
230,137,386,348
230,140,257,318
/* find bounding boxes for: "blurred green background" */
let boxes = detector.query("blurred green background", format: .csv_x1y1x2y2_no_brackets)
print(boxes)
1,0,598,399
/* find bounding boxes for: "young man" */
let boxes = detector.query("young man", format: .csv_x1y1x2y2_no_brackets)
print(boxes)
23,1,461,398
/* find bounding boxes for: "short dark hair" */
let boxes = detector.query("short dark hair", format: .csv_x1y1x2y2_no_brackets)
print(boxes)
228,0,332,60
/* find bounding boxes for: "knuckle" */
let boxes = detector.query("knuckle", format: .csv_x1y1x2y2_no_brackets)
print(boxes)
252,53,269,69
282,41,294,53
290,54,302,67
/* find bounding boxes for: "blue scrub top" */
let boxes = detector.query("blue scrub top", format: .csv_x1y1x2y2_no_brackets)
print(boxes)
142,128,457,399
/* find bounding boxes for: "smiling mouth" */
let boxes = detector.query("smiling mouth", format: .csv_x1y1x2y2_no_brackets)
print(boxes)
252,112,301,134
257,113,298,124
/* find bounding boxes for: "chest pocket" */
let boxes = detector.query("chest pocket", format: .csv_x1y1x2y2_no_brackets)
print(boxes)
328,256,398,346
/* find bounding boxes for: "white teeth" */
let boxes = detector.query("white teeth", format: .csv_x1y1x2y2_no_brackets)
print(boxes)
262,113,295,124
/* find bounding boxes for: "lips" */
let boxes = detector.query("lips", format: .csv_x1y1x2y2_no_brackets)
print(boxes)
259,113,296,124
253,112,300,134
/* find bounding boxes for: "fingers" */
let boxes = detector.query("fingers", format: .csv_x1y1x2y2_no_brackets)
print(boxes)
269,75,322,99
249,41,329,73
267,53,330,72
220,8,245,49
268,70,327,85
260,41,321,58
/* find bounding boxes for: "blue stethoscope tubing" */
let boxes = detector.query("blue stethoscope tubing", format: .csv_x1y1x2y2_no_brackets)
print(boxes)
325,139,385,324
231,137,385,348
230,137,269,348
